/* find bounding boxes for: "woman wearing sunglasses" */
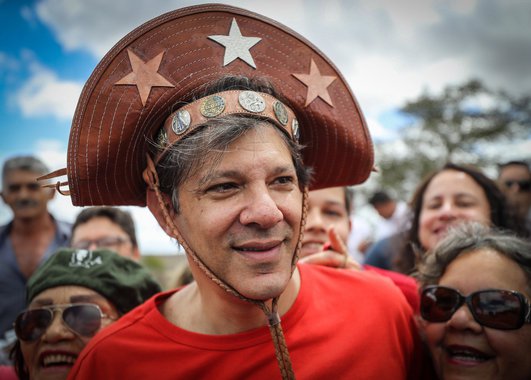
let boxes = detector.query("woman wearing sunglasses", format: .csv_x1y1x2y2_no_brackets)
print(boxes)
10,248,161,380
415,222,531,380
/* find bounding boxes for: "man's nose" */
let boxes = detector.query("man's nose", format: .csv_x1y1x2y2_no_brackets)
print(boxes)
304,208,325,232
239,189,283,228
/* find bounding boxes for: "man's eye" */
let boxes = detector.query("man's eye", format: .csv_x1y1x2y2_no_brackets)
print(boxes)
274,176,294,185
207,183,238,193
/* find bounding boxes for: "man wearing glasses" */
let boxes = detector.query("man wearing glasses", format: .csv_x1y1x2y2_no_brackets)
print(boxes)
497,160,531,235
70,207,140,261
0,156,71,360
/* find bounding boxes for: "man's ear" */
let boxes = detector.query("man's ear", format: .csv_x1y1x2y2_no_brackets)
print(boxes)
146,187,179,239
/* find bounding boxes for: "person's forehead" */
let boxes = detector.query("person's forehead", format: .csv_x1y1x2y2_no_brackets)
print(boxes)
31,285,105,306
426,170,483,194
192,124,294,177
3,169,41,182
72,217,129,239
309,187,346,204
500,165,531,179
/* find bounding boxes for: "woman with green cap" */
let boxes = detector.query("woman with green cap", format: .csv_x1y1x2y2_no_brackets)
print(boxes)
9,247,161,380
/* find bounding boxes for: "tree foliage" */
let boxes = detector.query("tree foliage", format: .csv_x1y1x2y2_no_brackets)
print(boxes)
374,79,531,199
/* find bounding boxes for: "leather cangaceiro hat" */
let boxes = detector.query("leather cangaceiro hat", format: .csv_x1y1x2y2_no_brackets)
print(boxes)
42,3,373,206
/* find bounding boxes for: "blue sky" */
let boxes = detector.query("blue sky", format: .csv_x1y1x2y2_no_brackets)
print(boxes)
1,0,530,253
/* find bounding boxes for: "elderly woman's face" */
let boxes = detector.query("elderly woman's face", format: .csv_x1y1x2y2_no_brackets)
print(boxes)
419,169,491,250
20,286,119,380
423,248,531,380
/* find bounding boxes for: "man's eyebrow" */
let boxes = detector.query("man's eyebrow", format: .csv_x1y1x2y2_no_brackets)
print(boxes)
198,170,241,187
198,165,295,186
32,299,53,307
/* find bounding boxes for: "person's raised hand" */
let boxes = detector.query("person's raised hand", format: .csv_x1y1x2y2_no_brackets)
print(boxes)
299,227,362,270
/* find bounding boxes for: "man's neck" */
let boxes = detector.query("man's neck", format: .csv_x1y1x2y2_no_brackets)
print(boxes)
163,268,301,335
11,213,54,235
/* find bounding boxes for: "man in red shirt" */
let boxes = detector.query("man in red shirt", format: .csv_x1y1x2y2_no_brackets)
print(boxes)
44,4,422,379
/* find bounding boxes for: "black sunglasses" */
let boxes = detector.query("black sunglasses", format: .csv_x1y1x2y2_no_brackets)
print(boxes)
420,285,531,330
14,303,115,342
504,179,531,192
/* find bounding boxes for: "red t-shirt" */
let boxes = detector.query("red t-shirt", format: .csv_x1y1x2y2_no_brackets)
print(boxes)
364,264,420,312
69,264,422,379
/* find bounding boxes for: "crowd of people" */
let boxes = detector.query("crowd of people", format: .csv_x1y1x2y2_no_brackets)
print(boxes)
1,3,530,380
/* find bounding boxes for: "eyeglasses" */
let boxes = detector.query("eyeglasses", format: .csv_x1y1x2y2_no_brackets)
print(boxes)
504,179,531,192
14,303,115,342
420,285,531,330
72,236,130,250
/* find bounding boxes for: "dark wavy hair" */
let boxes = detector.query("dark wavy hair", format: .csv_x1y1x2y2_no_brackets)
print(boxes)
395,162,527,274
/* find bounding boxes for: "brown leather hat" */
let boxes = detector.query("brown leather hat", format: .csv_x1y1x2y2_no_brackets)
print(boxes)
47,3,373,206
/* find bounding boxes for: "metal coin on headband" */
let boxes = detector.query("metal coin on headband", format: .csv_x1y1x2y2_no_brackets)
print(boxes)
238,91,266,113
171,110,191,135
200,95,226,118
292,119,300,142
273,101,288,126
157,128,168,147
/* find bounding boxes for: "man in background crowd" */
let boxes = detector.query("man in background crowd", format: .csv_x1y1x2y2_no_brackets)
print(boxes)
368,190,410,241
0,156,71,356
71,206,141,261
497,160,531,234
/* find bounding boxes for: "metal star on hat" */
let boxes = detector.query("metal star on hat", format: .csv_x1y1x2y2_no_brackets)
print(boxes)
208,18,262,69
115,49,175,106
293,59,337,107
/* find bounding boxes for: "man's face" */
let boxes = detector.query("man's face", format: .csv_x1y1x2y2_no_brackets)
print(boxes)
498,164,531,216
1,170,53,220
373,202,394,219
71,216,140,261
174,124,302,301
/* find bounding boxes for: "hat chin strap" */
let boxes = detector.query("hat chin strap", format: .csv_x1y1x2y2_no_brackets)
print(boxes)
144,154,306,380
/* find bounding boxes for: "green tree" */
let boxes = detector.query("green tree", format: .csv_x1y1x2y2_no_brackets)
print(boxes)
374,79,531,199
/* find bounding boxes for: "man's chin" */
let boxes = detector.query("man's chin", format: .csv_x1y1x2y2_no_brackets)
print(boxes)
237,273,292,301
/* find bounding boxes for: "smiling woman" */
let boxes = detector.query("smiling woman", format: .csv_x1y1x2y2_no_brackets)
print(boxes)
392,162,527,274
415,222,531,380
10,248,160,380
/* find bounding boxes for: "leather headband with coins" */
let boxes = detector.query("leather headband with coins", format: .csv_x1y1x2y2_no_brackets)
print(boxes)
156,90,300,162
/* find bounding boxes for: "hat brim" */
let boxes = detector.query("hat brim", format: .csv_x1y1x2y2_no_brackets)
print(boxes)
67,3,373,206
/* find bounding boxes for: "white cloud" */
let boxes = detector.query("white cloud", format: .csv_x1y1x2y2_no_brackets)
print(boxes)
34,139,68,169
14,62,82,119
33,0,531,122
364,115,397,142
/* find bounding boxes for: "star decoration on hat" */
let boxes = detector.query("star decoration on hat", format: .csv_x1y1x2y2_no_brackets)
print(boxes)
115,49,174,106
208,18,261,69
293,59,337,107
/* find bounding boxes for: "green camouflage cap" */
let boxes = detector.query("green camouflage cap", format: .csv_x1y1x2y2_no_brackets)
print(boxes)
27,248,161,314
